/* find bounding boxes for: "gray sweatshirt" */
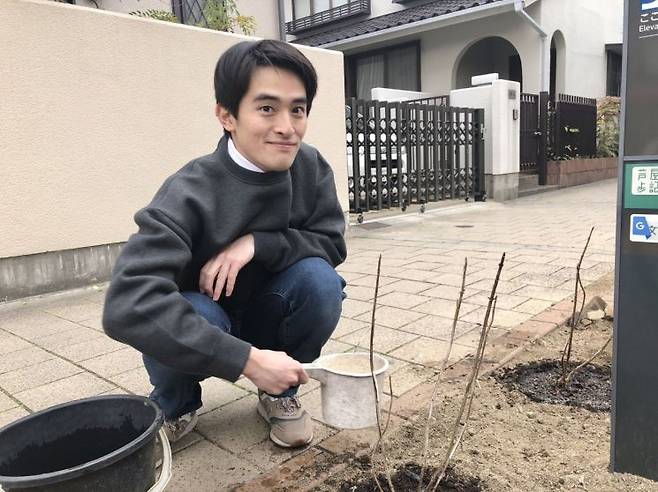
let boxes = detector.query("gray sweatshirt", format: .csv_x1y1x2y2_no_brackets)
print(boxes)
102,137,346,382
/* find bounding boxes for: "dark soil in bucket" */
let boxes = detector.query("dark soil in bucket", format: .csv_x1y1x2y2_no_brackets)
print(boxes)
496,360,611,412
336,463,483,492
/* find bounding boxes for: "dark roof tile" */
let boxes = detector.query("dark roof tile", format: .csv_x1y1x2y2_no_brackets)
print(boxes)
293,0,504,47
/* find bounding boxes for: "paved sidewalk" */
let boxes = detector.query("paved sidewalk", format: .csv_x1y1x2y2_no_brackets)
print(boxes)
0,179,617,490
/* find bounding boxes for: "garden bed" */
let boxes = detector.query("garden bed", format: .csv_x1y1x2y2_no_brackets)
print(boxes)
316,317,657,491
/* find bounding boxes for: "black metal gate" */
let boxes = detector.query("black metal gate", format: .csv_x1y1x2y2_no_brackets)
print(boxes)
520,91,549,184
346,98,485,213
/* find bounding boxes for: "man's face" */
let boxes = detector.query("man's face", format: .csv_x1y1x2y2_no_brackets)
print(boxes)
217,66,308,172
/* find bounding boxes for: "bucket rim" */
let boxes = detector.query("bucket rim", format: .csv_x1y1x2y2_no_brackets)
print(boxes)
0,394,163,489
315,351,389,377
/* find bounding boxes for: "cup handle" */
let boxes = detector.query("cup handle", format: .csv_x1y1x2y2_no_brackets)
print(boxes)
302,363,326,384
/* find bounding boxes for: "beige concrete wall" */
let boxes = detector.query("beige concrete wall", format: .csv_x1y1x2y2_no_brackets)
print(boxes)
235,0,281,39
0,0,346,259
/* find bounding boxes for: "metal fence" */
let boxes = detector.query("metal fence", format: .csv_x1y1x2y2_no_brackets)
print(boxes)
520,92,596,184
520,93,540,172
346,98,485,214
551,94,597,159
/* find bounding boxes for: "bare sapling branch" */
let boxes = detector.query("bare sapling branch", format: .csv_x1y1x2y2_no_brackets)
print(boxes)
560,227,595,385
418,258,468,492
368,254,394,492
428,253,505,491
565,335,612,384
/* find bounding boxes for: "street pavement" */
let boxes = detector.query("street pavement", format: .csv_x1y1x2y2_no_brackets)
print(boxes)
0,179,617,490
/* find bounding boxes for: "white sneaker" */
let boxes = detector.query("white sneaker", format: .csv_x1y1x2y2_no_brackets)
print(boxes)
163,411,198,443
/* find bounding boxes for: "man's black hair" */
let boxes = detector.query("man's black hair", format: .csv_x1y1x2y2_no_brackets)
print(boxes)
214,40,318,135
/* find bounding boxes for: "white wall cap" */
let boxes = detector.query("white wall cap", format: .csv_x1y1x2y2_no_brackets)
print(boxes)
471,73,500,86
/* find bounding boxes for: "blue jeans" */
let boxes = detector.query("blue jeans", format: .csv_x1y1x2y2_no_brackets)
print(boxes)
143,257,346,420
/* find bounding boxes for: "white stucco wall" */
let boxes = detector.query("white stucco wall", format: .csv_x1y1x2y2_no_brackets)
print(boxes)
0,0,346,259
419,10,543,95
537,0,623,98
450,80,520,176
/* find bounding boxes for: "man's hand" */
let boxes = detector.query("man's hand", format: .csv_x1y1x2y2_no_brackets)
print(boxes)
242,347,309,395
199,234,255,301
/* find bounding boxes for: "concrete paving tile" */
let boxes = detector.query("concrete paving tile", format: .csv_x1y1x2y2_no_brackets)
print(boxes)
402,261,447,271
168,439,262,492
388,337,473,367
376,292,431,309
399,315,476,340
510,285,573,302
337,271,367,283
355,305,425,329
513,298,554,315
0,407,29,428
454,327,508,349
460,306,534,328
413,298,480,318
80,347,143,377
0,332,32,355
0,391,18,412
341,298,374,318
509,254,560,265
385,363,435,397
33,325,104,351
197,394,269,453
468,279,526,295
344,285,376,302
239,421,336,470
198,378,249,415
338,326,419,354
348,275,401,288
0,358,82,393
331,317,368,338
466,293,528,311
78,313,104,332
321,339,357,356
169,430,205,455
41,300,103,323
82,286,109,305
0,310,83,341
420,284,480,301
388,268,443,282
52,335,126,362
511,273,574,288
0,346,54,375
508,263,564,276
15,372,115,411
234,376,259,394
111,366,152,396
384,279,435,294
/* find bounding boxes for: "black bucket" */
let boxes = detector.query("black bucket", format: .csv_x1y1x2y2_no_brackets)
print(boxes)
0,395,164,492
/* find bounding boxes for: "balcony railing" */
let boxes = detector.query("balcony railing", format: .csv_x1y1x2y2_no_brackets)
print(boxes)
287,0,370,34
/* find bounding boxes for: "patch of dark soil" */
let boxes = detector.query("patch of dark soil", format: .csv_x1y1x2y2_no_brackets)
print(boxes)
337,463,483,492
497,359,611,412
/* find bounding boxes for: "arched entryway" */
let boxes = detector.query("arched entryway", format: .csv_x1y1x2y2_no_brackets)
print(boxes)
454,37,522,89
550,30,566,99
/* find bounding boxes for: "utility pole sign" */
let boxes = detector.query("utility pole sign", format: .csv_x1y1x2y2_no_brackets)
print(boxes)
612,0,658,481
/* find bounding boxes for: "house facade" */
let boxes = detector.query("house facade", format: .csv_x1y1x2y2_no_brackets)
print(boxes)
285,0,624,101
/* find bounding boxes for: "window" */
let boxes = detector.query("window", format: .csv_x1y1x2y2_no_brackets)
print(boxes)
293,0,351,19
607,51,622,97
345,43,420,99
